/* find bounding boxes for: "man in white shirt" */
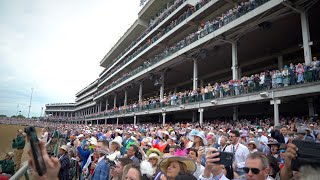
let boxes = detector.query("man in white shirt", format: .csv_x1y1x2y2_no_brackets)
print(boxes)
256,129,269,152
198,148,229,180
40,128,49,143
225,130,249,176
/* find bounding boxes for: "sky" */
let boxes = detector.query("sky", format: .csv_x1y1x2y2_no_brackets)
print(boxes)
0,0,142,117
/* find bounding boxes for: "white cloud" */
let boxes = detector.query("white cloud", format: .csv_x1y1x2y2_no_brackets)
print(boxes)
0,0,142,116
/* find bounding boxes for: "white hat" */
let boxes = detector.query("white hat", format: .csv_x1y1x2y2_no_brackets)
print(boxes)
110,139,122,147
148,153,160,159
77,134,84,139
89,137,98,145
257,129,263,133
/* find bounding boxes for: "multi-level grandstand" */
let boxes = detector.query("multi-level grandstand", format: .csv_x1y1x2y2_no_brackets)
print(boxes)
45,0,320,125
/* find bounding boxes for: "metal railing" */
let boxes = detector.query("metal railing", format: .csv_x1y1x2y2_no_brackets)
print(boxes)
10,138,53,180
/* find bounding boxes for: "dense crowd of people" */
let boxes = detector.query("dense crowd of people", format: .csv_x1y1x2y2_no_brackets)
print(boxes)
88,59,320,119
1,115,320,179
96,0,272,98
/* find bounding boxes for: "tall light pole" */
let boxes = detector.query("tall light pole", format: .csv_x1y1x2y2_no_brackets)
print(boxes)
27,88,34,119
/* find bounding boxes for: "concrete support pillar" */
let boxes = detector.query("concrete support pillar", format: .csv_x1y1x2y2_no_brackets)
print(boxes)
300,12,312,66
139,82,143,102
193,60,198,90
99,101,102,112
270,99,281,126
308,98,315,117
134,116,137,126
278,56,284,70
116,117,119,125
232,42,239,80
124,90,128,107
198,108,204,126
105,118,107,125
85,120,87,125
233,106,239,121
114,94,117,109
160,72,165,100
162,113,166,127
97,120,99,125
238,68,242,80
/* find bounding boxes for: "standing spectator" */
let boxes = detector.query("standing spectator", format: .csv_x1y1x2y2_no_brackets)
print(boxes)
247,141,258,154
225,130,249,176
126,145,140,165
58,145,70,180
115,158,133,180
296,63,304,84
244,152,273,180
91,140,110,180
40,128,49,144
0,152,15,178
288,63,296,85
11,129,26,171
217,136,228,152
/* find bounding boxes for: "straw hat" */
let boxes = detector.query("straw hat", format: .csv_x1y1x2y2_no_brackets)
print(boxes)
60,145,69,152
146,148,163,157
188,130,208,145
247,141,258,149
159,156,196,175
148,153,160,161
6,152,14,158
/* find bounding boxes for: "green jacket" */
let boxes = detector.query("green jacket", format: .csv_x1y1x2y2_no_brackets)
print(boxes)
12,135,26,149
0,159,15,175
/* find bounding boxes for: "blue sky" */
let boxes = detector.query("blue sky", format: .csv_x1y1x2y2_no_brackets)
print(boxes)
0,0,141,117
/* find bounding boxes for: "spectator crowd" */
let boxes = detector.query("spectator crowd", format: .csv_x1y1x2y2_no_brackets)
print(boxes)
1,115,320,180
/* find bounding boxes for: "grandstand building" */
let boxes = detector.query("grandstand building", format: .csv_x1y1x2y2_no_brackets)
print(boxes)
46,0,320,125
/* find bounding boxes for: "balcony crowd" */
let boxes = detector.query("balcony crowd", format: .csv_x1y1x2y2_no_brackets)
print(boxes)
88,59,320,119
96,0,274,98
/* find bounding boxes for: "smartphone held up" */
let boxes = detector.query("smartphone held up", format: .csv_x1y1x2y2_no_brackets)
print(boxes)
25,126,47,176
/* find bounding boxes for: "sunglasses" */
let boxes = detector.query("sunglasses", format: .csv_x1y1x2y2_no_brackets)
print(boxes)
243,167,261,174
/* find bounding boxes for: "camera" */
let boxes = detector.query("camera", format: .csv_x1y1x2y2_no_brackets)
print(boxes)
25,126,47,176
212,151,234,167
292,140,320,171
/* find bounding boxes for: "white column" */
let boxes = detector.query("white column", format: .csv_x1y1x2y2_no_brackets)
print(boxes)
116,117,119,125
300,12,312,65
308,98,315,117
124,90,128,107
233,106,238,121
198,108,204,126
134,116,137,126
114,94,117,108
270,99,281,126
278,56,284,70
97,120,99,125
160,73,165,100
193,60,198,90
99,101,102,112
162,113,166,127
232,42,239,80
105,118,107,125
139,82,143,102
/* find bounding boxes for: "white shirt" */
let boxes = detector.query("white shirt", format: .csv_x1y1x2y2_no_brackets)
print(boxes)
257,135,268,145
225,143,249,170
198,173,229,180
193,164,205,178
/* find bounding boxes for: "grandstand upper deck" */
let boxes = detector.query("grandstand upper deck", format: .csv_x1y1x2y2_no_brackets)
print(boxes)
75,79,99,98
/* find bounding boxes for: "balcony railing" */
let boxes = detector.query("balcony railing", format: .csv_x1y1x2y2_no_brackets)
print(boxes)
87,71,319,119
95,0,270,99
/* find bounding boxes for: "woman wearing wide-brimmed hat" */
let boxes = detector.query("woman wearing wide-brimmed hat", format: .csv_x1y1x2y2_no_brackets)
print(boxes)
247,140,258,153
188,130,208,150
148,153,161,178
108,139,122,161
158,156,196,180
